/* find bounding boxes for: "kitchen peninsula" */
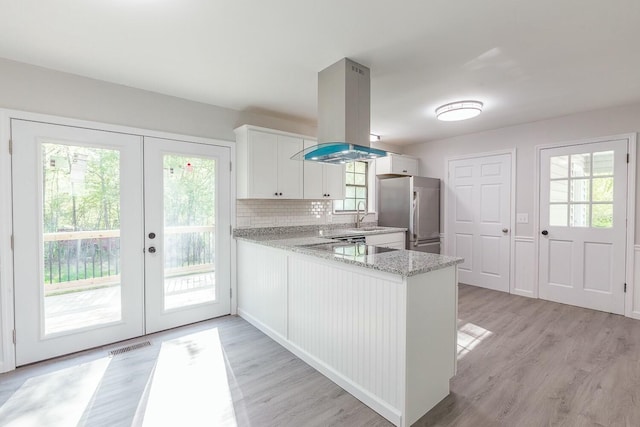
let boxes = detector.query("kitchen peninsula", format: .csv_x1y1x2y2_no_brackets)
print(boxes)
235,226,462,427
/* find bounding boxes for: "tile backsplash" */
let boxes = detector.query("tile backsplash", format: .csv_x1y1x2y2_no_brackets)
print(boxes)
236,199,374,228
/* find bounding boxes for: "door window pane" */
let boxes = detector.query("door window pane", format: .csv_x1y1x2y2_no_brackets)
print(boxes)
550,204,568,227
592,204,613,228
550,180,568,202
592,151,614,176
550,156,569,179
570,179,590,202
592,177,613,202
570,153,591,177
570,204,590,227
42,143,122,335
163,155,216,310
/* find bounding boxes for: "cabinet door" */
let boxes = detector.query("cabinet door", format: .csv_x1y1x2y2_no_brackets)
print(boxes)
375,155,419,176
392,156,419,176
303,139,325,199
249,130,278,198
277,135,303,199
324,163,345,199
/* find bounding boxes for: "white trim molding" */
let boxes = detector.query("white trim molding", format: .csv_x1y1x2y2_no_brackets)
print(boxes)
512,236,536,298
0,110,15,373
630,245,640,320
625,134,637,318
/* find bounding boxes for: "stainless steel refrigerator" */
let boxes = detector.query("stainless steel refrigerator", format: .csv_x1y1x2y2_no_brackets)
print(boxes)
377,176,441,253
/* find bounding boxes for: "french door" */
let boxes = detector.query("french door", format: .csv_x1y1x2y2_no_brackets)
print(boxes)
538,139,627,314
11,120,231,365
144,137,231,333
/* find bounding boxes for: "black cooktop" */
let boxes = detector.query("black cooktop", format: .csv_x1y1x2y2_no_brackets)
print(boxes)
303,242,398,260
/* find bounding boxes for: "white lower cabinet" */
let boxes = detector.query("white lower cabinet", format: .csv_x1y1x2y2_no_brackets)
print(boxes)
365,231,406,249
237,240,456,427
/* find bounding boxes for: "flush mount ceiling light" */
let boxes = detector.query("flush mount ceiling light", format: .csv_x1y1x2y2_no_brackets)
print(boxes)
435,100,483,122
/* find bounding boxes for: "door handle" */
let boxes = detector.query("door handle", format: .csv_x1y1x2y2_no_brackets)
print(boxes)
502,228,509,233
541,230,549,236
148,246,156,253
412,191,419,240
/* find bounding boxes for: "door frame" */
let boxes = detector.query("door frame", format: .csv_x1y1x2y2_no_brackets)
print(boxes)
0,109,237,373
444,148,517,293
534,133,637,318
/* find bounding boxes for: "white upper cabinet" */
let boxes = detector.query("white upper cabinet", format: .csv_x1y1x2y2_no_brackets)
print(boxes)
236,125,303,199
303,139,345,200
375,154,419,177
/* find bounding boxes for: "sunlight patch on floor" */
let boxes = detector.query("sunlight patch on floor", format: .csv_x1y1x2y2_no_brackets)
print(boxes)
139,328,237,427
457,322,493,359
0,358,111,426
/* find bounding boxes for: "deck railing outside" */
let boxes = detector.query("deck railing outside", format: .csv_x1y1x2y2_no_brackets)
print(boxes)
43,226,215,293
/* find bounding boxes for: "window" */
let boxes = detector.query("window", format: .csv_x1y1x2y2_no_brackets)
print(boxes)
548,150,614,228
334,161,368,212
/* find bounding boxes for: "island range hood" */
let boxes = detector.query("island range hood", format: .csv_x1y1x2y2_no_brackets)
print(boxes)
292,58,387,164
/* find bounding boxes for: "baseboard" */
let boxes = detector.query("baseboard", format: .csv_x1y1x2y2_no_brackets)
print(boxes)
238,308,403,427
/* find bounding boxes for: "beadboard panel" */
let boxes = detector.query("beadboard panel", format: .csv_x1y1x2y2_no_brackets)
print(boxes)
513,236,536,298
288,257,404,410
404,268,456,425
237,241,288,337
632,245,640,319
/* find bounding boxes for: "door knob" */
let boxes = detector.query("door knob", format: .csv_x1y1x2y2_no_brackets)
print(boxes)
541,230,549,236
502,228,509,233
148,247,156,253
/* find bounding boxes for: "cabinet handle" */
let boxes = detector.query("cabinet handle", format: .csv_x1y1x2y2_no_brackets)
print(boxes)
402,169,408,173
274,192,278,196
279,192,283,196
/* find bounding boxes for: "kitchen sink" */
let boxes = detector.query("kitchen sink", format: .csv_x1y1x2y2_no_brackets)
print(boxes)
346,226,387,232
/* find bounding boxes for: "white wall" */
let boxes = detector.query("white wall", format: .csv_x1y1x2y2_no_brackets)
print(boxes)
403,102,640,240
0,58,319,372
403,103,640,308
0,57,317,140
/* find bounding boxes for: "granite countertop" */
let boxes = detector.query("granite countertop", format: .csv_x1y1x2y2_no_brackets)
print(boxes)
234,226,463,278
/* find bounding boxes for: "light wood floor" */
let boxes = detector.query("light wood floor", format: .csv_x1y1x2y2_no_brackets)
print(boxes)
2,284,640,426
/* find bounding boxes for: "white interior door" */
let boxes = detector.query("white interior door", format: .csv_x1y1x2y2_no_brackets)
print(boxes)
447,153,512,292
144,137,231,333
12,119,144,366
539,139,627,314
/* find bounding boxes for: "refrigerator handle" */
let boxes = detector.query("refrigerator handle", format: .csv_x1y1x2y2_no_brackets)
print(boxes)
412,191,420,241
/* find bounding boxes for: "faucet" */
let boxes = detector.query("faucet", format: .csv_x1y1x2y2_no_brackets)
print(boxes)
356,201,367,228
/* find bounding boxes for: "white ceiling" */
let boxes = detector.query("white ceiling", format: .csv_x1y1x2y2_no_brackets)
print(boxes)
1,0,639,145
